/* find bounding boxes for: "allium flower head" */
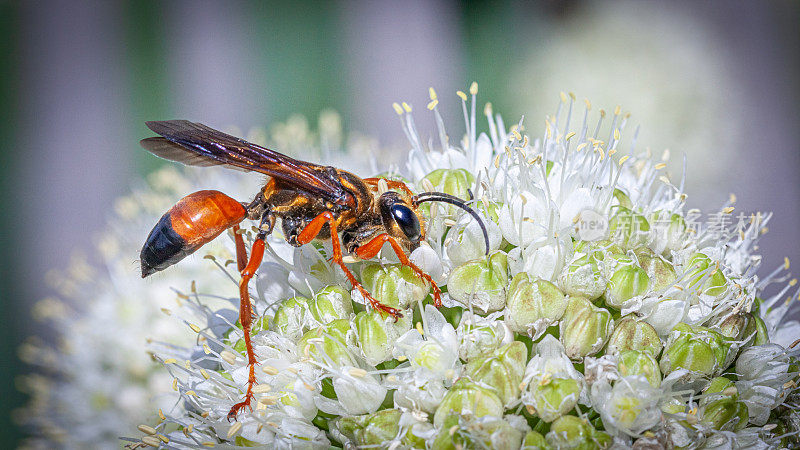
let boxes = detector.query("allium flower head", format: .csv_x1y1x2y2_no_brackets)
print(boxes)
59,86,800,449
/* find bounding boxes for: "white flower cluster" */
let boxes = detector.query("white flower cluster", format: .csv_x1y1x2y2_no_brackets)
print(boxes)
121,86,797,449
17,115,362,450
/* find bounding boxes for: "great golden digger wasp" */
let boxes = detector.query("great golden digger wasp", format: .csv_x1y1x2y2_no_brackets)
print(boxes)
138,120,489,419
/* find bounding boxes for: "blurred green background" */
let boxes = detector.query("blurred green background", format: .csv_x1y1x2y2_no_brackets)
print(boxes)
1,0,798,447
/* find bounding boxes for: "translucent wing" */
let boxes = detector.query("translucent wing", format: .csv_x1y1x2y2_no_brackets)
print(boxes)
141,120,346,201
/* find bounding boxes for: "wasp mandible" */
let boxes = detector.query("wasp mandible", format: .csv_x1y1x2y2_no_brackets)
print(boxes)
138,120,489,419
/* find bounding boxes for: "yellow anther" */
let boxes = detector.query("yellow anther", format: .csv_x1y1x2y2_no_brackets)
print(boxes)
614,128,620,140
484,102,493,116
599,109,606,118
614,105,621,116
227,421,243,439
784,257,790,270
202,343,211,354
429,87,437,100
565,131,576,141
576,143,587,152
560,91,568,102
722,207,735,214
618,155,630,166
427,99,439,110
401,102,412,113
163,358,177,365
189,323,201,333
456,90,467,101
220,350,238,365
200,369,210,380
142,436,160,447
160,308,171,315
469,81,478,95
416,322,425,335
584,98,592,110
654,163,667,170
349,368,368,378
253,384,272,394
392,102,403,115
262,365,279,375
158,408,166,421
172,378,178,391
138,425,157,435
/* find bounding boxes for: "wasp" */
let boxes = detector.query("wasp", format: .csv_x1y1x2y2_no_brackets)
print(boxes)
138,120,489,419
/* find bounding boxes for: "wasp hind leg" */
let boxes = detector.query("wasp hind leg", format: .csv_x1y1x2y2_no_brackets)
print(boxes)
297,212,403,319
227,213,273,421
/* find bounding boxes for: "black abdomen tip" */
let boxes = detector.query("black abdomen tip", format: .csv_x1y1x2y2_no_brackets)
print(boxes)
140,213,189,277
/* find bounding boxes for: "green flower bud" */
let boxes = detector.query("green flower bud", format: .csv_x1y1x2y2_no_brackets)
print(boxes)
618,350,662,388
608,206,650,249
422,168,475,201
606,261,650,308
685,253,728,297
356,409,401,446
361,264,429,309
661,397,685,415
431,415,524,450
558,253,607,300
742,313,769,347
650,210,687,255
522,430,548,449
308,286,353,324
505,273,567,337
560,296,614,360
526,377,582,423
331,415,366,444
660,323,733,377
546,415,612,449
605,314,662,357
272,296,311,337
613,188,633,209
465,341,527,405
448,251,508,313
433,379,504,429
634,247,677,293
354,310,411,365
700,376,737,406
456,313,512,360
297,319,355,367
700,397,749,431
714,312,750,340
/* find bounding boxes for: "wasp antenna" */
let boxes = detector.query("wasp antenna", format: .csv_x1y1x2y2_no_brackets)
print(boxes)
412,192,490,255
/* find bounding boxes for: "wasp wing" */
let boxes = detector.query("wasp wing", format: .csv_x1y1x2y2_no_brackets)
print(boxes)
141,120,345,201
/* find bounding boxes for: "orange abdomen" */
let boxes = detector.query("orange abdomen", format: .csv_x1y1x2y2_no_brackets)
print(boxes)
140,190,246,277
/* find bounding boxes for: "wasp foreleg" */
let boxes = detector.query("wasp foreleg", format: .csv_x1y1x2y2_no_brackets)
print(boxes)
297,212,403,319
355,234,443,307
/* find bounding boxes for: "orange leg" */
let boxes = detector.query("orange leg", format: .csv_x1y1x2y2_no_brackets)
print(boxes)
363,177,415,197
227,233,266,421
297,212,403,318
356,234,443,307
232,224,247,272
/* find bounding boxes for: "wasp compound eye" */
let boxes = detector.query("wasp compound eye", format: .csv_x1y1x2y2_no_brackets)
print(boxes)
391,204,421,242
